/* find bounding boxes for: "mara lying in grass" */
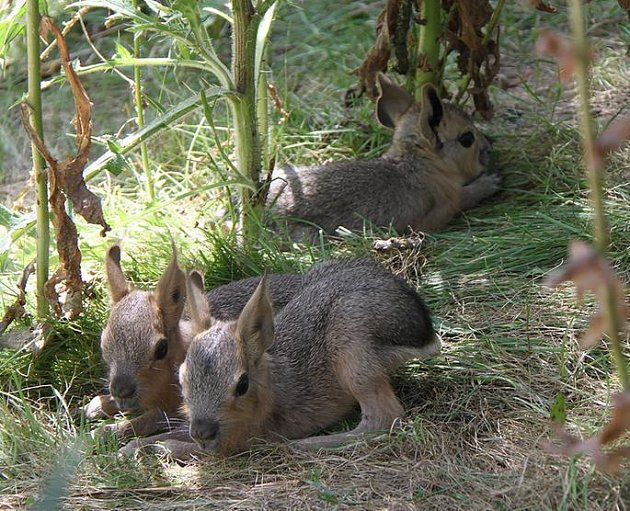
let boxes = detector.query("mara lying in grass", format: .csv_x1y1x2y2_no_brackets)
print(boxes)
122,258,440,459
267,73,501,241
83,245,303,440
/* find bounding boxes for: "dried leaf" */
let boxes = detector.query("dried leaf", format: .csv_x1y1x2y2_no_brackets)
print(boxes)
353,0,500,117
545,391,630,473
0,260,35,336
594,117,630,158
544,240,627,348
353,6,392,99
373,235,424,252
40,17,110,235
21,103,82,319
535,29,594,83
45,166,83,319
387,0,412,75
20,17,111,319
529,0,558,13
267,82,289,122
444,0,499,119
600,392,630,444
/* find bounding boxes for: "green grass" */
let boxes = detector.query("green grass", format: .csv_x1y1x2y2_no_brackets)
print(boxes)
1,0,630,509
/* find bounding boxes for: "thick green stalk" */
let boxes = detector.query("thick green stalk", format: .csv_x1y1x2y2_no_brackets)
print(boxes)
26,0,49,318
567,0,628,389
415,0,441,93
132,0,154,202
257,70,270,172
231,0,262,243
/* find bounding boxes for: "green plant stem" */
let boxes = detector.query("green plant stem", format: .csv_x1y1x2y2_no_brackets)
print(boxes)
132,0,154,202
415,0,441,93
231,0,263,243
26,0,49,318
567,0,629,390
257,70,270,172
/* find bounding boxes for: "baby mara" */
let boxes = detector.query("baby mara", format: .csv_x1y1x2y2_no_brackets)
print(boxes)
84,245,303,440
268,73,500,241
127,258,439,459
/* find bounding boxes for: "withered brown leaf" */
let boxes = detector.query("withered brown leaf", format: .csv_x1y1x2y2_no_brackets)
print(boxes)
546,391,630,473
544,240,627,348
589,116,630,171
594,117,630,158
535,29,594,84
21,16,110,319
353,4,393,100
351,0,500,118
529,0,558,13
444,0,499,119
0,260,36,336
40,16,110,234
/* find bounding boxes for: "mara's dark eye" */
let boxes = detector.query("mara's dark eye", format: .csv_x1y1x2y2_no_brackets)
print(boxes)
459,131,475,148
154,339,168,360
235,374,249,397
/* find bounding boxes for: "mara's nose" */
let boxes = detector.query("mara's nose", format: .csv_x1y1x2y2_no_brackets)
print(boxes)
190,418,219,445
110,375,136,399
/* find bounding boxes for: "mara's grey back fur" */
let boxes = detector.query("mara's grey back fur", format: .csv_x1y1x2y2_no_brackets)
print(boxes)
267,74,500,241
205,273,304,321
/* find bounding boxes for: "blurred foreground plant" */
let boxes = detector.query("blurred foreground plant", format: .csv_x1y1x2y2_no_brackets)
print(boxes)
537,0,630,473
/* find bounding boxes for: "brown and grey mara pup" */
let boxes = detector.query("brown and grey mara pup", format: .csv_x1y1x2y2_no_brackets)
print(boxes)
267,73,500,241
84,245,303,440
133,258,439,458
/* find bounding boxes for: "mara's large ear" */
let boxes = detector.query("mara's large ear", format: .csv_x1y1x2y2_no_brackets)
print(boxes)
155,244,187,333
186,270,212,335
105,245,130,303
418,83,445,149
375,73,415,129
236,275,274,363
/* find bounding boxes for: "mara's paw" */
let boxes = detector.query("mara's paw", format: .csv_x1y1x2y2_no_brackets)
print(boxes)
83,394,118,420
118,438,198,462
90,420,132,444
474,172,502,195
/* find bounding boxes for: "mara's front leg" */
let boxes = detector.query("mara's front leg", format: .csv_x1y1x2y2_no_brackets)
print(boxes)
99,407,181,441
119,429,200,461
460,173,501,211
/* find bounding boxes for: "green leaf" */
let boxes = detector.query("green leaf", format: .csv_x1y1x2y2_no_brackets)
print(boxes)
70,0,151,25
84,87,226,181
104,153,130,176
106,138,123,153
0,211,37,259
172,0,201,31
0,0,26,61
255,1,277,81
202,7,233,24
550,391,567,424
143,0,172,16
114,41,131,59
0,203,18,227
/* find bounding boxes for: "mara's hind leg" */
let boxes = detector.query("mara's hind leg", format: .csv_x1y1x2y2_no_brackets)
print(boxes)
293,357,404,450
